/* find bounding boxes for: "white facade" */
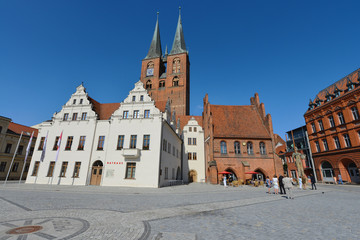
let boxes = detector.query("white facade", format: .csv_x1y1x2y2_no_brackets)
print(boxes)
182,118,205,183
26,81,182,188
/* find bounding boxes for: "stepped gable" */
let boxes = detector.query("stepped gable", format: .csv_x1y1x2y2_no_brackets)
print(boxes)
177,115,203,132
88,97,120,120
314,68,360,101
211,105,271,139
8,122,38,137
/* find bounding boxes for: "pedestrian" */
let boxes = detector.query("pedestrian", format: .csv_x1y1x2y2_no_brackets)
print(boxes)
298,177,302,189
338,174,343,184
302,175,307,190
283,174,294,199
272,175,279,194
265,176,271,194
278,174,286,194
310,174,317,190
223,175,227,188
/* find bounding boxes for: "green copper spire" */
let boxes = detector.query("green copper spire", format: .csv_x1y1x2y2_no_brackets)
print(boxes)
145,12,162,59
170,7,187,55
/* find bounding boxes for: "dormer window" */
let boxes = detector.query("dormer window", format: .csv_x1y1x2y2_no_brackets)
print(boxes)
348,84,354,91
146,80,152,89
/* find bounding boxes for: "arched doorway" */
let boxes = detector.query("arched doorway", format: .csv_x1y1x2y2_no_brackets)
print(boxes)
348,162,360,183
189,170,197,183
321,161,334,182
254,169,266,181
90,160,103,186
225,168,237,182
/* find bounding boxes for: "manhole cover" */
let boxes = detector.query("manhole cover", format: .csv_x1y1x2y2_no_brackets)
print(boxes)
6,225,43,235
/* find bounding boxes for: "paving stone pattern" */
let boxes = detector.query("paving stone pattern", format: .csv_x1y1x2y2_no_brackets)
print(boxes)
0,182,359,239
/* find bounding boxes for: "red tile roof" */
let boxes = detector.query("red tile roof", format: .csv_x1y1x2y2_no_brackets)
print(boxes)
177,115,203,132
8,122,38,137
88,97,120,120
210,105,271,139
154,100,167,113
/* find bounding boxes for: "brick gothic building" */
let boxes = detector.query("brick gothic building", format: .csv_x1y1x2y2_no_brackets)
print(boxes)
304,69,360,183
140,14,190,116
203,94,283,184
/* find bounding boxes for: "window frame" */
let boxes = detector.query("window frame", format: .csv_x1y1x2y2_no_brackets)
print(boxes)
65,136,73,151
125,162,136,179
73,162,81,178
59,161,68,177
78,136,86,150
130,135,137,149
143,135,150,150
117,135,125,150
97,136,105,150
220,141,227,154
47,161,55,177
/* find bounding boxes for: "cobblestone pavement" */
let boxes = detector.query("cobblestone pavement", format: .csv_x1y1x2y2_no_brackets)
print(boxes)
0,182,359,239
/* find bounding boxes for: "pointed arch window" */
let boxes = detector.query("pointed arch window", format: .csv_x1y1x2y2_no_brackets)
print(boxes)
220,141,227,154
234,141,241,154
159,80,165,88
146,62,154,76
247,142,254,155
259,142,266,155
146,80,152,89
172,77,179,87
172,58,181,73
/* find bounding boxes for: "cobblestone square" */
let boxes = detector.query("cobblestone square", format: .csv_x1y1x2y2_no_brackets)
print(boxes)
0,183,359,239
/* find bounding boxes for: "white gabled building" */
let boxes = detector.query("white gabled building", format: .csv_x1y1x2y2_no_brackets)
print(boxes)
26,81,183,188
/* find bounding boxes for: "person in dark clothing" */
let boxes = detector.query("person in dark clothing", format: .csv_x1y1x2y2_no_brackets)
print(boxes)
278,174,286,194
310,174,317,190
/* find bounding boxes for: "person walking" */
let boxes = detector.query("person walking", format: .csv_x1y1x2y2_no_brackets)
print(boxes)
265,176,271,194
310,173,317,190
283,175,294,199
278,174,286,195
272,175,279,194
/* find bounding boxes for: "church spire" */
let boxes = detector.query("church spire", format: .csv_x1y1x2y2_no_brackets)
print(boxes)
170,7,187,55
145,12,162,59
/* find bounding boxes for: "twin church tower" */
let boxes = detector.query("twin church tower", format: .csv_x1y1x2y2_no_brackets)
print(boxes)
140,11,190,116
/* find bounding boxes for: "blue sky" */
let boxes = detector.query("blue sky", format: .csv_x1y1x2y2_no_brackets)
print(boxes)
1,0,359,139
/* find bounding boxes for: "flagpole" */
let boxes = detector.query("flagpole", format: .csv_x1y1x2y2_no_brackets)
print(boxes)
19,131,34,184
4,131,23,186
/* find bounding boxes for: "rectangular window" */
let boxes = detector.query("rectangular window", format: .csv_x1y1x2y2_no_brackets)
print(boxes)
132,96,136,102
32,161,40,176
126,162,136,179
65,136,73,151
38,137,45,150
189,127,192,132
172,146,175,156
73,162,81,178
63,113,69,121
165,167,168,180
72,113,78,121
12,162,19,172
193,138,197,145
188,152,192,160
0,162,6,172
168,143,171,153
344,134,352,148
97,136,105,150
73,99,76,104
130,135,137,149
140,95,144,101
133,110,139,118
172,168,175,180
311,123,316,133
188,138,192,145
81,112,87,120
17,145,24,155
329,116,335,128
194,127,197,132
315,141,321,152
163,139,167,151
338,112,345,125
117,135,125,150
144,110,150,118
60,162,68,177
176,149,179,158
334,136,341,149
53,136,59,150
351,107,359,120
322,139,329,151
291,170,297,179
78,136,86,150
47,161,55,177
123,111,129,119
193,152,197,160
80,99,83,104
143,135,150,150
318,120,324,131
5,144,12,153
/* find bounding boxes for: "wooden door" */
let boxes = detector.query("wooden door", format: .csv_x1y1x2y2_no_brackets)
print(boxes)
90,166,103,185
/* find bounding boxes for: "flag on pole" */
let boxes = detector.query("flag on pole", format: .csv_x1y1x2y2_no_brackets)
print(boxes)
40,131,49,162
55,131,63,162
24,131,34,163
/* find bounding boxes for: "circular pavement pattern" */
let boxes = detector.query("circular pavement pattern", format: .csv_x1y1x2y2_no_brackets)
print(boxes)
0,217,90,240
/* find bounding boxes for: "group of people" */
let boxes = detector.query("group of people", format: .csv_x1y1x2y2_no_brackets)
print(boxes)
265,174,317,199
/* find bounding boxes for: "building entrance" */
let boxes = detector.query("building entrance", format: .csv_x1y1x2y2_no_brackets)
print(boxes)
348,162,360,183
321,161,334,182
90,160,103,186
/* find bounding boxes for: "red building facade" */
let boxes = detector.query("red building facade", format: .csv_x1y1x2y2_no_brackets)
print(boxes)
304,69,360,183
